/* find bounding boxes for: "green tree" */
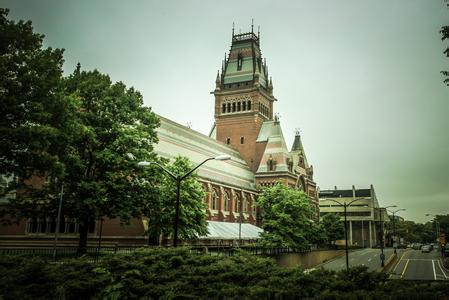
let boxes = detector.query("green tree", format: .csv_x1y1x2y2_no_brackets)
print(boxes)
53,66,159,252
320,213,344,245
441,1,449,85
256,183,315,248
0,8,69,186
141,156,208,245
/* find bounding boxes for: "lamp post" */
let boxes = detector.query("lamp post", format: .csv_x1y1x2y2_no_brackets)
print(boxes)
138,154,231,247
378,205,396,267
387,208,405,254
53,183,64,261
327,198,367,271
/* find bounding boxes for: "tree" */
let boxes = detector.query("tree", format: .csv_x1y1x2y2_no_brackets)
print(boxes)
256,183,315,248
0,8,68,187
56,66,160,252
141,156,208,245
441,1,449,85
320,213,344,245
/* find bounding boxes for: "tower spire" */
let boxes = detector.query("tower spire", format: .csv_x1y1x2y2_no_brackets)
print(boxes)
232,22,235,37
251,18,254,33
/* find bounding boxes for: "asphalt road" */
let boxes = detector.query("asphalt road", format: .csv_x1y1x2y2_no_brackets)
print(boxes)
389,249,449,281
319,248,395,272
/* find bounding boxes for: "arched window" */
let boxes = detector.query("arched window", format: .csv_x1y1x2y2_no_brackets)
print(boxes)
242,195,247,213
212,189,218,210
226,137,231,145
242,101,246,111
247,100,251,110
234,195,240,213
224,192,229,211
232,102,236,112
237,102,241,111
222,104,226,113
227,103,231,113
240,137,244,144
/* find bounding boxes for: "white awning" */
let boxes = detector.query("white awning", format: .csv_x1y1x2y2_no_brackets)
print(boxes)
200,221,263,240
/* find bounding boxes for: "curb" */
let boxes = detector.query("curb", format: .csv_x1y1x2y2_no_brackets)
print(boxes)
377,252,397,273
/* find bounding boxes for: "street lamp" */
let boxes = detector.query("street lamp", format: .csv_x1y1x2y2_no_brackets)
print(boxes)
138,154,231,247
378,205,396,267
327,198,367,271
387,208,405,254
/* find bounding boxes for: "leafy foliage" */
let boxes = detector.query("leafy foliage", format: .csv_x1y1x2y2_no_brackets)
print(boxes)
0,8,68,184
1,249,449,299
257,183,316,248
321,213,345,245
441,2,449,85
141,156,209,244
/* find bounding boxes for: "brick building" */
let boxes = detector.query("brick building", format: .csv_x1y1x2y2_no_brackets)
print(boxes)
0,28,317,245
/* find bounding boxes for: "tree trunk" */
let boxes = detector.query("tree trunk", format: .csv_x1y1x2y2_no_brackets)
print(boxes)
77,218,89,255
148,225,160,246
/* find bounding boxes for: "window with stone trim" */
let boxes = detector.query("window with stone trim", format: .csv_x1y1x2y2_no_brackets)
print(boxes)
226,137,231,145
247,100,251,110
222,104,226,113
234,194,240,213
240,136,244,144
212,189,218,210
224,192,230,211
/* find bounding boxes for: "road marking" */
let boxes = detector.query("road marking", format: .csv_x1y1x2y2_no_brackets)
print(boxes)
392,250,410,273
432,260,437,281
401,259,410,279
436,260,448,279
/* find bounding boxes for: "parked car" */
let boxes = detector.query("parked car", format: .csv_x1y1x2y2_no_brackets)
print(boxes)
421,245,431,253
412,243,422,250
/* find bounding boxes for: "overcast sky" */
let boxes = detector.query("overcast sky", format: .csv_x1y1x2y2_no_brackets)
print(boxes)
2,0,448,223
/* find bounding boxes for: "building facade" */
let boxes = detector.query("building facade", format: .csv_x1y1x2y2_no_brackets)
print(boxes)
319,185,389,248
0,28,318,245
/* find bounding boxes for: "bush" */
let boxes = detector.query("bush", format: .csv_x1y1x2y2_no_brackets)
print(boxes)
1,248,449,299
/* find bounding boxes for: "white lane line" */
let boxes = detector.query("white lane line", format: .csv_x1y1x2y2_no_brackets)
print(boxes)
432,260,437,281
436,260,449,279
401,259,410,279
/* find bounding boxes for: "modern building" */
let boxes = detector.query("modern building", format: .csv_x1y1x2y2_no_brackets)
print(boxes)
0,27,318,245
319,185,389,248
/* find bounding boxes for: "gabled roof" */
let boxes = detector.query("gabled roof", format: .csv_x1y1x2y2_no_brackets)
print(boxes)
154,115,256,191
256,120,292,173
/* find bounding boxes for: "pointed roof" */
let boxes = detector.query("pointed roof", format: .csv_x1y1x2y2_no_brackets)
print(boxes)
290,131,309,168
220,28,269,89
256,120,293,173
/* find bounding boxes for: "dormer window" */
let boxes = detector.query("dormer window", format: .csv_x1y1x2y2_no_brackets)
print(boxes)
237,54,243,71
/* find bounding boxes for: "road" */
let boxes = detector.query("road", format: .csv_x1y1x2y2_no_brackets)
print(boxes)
319,248,395,272
390,249,449,281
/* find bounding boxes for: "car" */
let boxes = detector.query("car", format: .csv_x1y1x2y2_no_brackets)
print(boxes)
412,243,422,250
421,245,431,253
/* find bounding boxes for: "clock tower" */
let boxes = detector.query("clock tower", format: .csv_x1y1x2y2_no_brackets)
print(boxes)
213,27,276,172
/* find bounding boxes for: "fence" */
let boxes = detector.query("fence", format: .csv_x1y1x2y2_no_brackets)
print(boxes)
0,244,313,260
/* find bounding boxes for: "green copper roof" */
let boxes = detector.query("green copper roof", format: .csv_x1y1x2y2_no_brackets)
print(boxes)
220,31,269,89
